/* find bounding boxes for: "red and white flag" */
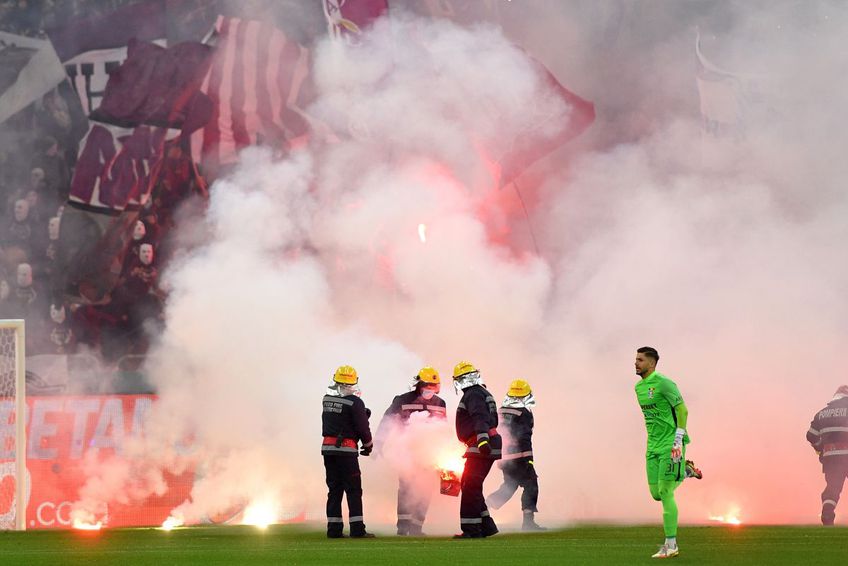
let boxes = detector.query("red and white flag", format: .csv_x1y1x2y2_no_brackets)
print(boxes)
191,15,314,180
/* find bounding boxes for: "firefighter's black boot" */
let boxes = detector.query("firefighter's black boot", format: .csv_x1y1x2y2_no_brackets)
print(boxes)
522,511,547,531
821,505,836,526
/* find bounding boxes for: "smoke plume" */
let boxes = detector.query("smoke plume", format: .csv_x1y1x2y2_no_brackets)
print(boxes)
72,3,848,530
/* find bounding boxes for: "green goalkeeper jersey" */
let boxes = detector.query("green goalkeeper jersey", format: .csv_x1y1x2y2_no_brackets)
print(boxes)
635,371,690,455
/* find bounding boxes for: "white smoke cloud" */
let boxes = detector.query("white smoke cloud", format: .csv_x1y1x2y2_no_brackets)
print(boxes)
72,4,848,530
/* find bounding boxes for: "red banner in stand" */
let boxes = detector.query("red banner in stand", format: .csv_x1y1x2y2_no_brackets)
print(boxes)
0,395,193,529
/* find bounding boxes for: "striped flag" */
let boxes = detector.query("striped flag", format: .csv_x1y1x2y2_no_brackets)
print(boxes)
192,15,314,180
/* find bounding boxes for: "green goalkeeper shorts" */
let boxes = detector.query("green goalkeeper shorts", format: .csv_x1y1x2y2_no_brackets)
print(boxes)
646,449,686,484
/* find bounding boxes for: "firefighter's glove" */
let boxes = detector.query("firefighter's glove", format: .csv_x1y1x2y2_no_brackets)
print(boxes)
360,445,373,457
477,440,491,456
365,408,372,418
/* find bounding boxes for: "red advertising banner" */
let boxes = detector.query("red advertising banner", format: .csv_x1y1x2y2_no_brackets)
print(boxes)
0,395,193,529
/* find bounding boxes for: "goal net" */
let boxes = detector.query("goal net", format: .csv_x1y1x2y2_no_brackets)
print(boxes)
0,320,26,531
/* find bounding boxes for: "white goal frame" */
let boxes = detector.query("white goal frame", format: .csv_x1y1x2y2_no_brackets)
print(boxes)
1,320,26,531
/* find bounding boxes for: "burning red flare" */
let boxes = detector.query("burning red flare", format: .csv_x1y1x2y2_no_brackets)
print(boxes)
436,448,465,497
72,518,103,531
709,505,743,526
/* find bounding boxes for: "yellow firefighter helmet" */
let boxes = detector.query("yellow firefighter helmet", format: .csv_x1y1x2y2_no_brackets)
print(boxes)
333,365,358,385
453,361,477,379
507,379,531,397
417,366,440,384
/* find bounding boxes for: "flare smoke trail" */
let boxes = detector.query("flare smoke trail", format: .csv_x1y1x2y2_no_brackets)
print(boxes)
71,3,848,529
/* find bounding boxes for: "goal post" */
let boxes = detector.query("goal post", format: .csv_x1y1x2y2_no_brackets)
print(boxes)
0,320,26,531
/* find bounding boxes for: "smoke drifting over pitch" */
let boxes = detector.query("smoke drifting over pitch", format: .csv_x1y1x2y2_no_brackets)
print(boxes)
73,3,848,529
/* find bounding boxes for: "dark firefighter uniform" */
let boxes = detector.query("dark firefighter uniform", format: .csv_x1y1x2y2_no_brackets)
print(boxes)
453,362,502,538
377,386,447,535
487,405,539,516
321,366,374,538
807,386,848,525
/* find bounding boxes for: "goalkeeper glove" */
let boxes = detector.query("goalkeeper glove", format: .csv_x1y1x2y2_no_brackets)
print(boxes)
671,428,685,463
477,440,491,456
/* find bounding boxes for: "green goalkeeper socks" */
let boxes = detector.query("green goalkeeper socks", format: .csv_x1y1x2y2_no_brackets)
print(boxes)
658,480,680,538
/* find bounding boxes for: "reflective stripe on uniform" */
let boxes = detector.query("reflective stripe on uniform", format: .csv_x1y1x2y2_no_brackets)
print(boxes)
460,517,483,524
823,450,848,456
477,432,490,441
323,396,354,405
321,446,359,454
410,518,424,526
402,404,425,411
349,516,364,522
820,427,848,433
428,406,447,414
808,428,821,436
398,514,413,520
362,440,373,448
466,447,502,455
485,396,495,403
501,450,534,460
499,408,522,416
481,510,490,517
823,500,837,507
327,517,344,523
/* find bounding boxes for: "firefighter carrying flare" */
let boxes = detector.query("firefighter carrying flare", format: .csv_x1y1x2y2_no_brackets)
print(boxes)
321,365,375,538
375,366,447,536
487,379,546,531
453,361,502,538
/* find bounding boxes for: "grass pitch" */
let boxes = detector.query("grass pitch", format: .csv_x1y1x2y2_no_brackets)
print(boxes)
1,524,845,565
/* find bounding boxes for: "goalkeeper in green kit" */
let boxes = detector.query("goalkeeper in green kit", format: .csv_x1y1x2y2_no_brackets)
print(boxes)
634,347,703,559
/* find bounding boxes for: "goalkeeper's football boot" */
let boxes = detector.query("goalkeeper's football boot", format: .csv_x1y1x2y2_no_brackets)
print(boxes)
685,460,703,480
651,544,680,558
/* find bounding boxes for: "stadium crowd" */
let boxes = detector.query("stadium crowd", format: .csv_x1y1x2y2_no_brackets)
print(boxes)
0,101,168,369
1,0,181,390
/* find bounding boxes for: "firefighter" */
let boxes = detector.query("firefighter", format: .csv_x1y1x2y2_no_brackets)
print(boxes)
486,379,546,531
807,385,848,525
375,366,447,535
321,365,375,538
452,361,502,538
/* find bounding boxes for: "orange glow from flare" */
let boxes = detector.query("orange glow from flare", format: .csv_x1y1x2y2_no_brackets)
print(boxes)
72,519,103,531
160,515,184,530
242,500,277,529
437,449,465,474
709,505,743,526
418,223,427,243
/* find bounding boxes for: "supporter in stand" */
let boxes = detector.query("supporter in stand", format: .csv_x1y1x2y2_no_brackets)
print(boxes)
2,199,36,254
43,301,76,355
